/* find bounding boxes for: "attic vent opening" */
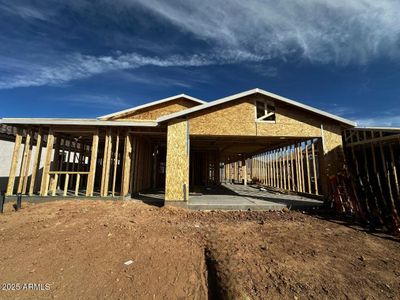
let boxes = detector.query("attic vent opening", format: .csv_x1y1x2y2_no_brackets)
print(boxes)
255,99,276,122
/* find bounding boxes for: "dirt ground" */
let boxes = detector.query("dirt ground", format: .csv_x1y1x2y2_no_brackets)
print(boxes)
0,200,399,299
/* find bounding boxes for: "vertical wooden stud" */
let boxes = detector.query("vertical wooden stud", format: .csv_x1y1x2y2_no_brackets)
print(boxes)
6,128,23,196
29,128,43,196
86,129,99,197
40,129,55,196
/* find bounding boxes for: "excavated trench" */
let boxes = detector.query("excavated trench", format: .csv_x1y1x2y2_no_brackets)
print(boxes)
204,248,226,300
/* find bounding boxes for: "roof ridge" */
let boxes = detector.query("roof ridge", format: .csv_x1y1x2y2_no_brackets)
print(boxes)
156,88,356,127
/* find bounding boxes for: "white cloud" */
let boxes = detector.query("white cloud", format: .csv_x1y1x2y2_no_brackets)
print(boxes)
0,2,51,21
60,94,131,109
1,1,400,89
0,51,265,89
131,0,400,65
355,115,400,127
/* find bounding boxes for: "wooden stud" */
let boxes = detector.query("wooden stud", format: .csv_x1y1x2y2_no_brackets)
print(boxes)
290,146,295,192
121,132,132,196
389,144,399,197
112,130,120,197
56,137,65,190
378,136,398,218
18,129,33,194
105,128,113,196
300,143,306,193
279,150,282,189
48,135,61,196
294,146,299,192
266,154,268,185
283,147,287,190
242,158,247,186
133,137,140,193
65,139,71,172
51,174,58,196
63,174,69,196
274,150,278,187
311,141,319,195
75,173,80,196
305,141,311,194
86,129,99,197
6,129,23,195
29,128,43,196
40,129,55,196
100,129,112,197
286,146,291,191
17,129,31,194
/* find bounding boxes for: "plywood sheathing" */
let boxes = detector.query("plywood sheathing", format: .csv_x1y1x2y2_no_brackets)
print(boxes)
165,119,189,201
318,124,345,196
112,98,199,121
187,95,345,197
188,95,344,138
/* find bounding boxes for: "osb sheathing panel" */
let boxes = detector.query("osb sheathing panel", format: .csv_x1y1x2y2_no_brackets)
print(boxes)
188,95,346,192
114,98,199,121
189,95,342,138
165,119,189,201
320,124,345,195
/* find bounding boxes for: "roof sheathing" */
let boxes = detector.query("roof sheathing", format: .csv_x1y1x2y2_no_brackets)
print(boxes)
157,88,356,127
98,94,206,120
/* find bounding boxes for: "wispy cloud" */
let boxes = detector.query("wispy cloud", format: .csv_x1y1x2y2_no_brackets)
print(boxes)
0,2,51,21
355,115,400,127
320,103,356,117
59,94,131,109
132,0,400,65
0,51,265,89
1,0,400,89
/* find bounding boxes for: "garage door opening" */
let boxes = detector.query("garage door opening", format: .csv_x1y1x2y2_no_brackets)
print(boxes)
187,135,324,210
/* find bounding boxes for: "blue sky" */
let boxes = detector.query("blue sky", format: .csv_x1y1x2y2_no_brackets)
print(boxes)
1,1,400,126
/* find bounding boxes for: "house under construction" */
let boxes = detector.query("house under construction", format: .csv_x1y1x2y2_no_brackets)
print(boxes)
1,88,357,205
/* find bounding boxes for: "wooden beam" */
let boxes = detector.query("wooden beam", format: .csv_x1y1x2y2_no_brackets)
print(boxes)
75,173,80,196
290,146,295,191
294,146,299,192
242,158,247,186
286,146,291,191
40,129,55,196
51,174,58,196
17,129,32,194
100,132,109,196
63,174,69,196
6,128,23,196
22,129,34,194
112,130,120,197
86,129,99,197
345,133,400,147
378,135,399,218
311,142,318,195
121,132,132,197
29,128,43,196
300,143,305,193
389,143,400,197
104,128,113,196
305,141,311,194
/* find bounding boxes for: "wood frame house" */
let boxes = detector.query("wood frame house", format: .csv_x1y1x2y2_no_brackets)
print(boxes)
1,88,356,204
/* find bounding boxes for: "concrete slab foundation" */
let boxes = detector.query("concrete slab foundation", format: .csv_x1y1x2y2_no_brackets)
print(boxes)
134,183,324,211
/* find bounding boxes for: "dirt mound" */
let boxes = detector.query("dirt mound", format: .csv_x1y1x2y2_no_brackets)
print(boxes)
0,200,399,299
